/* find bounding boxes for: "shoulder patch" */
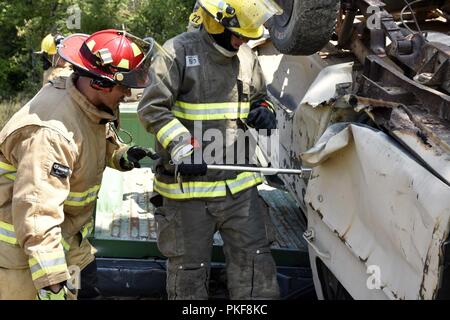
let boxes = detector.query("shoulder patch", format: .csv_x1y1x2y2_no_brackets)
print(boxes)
186,55,200,67
50,163,71,179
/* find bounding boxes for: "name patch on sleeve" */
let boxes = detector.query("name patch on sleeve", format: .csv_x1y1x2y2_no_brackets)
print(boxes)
50,163,70,179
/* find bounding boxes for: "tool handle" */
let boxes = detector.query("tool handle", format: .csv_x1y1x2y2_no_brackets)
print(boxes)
206,165,312,178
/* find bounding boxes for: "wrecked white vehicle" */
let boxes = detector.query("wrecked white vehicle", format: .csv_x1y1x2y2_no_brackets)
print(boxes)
257,0,450,299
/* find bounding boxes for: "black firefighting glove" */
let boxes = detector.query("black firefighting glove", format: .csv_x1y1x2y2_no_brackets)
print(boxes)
176,161,208,176
246,99,277,130
119,146,160,171
176,151,208,177
174,158,207,194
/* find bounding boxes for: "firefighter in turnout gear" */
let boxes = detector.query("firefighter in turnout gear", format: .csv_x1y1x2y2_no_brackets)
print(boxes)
138,0,282,299
0,29,160,300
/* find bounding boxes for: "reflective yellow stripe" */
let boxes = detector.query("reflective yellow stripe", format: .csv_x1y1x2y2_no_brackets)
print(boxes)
31,265,68,281
226,172,263,195
29,251,65,265
0,233,18,245
81,219,94,240
171,143,194,160
0,220,14,232
154,172,263,199
0,220,18,245
173,101,250,120
61,238,71,251
0,220,70,250
0,161,17,181
0,161,16,171
4,173,16,181
0,234,17,245
156,119,190,149
176,101,250,111
29,254,67,281
64,185,101,207
67,185,101,198
154,179,227,199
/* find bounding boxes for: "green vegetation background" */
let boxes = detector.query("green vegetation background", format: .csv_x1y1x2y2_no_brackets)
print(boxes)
0,0,196,127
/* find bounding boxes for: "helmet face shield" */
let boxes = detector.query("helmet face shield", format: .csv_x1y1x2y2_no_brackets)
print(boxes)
115,36,174,89
237,0,283,30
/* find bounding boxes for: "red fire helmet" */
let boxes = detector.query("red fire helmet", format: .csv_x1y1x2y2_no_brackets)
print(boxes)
58,29,164,88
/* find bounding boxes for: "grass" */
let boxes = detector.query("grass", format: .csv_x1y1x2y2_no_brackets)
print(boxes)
0,99,23,130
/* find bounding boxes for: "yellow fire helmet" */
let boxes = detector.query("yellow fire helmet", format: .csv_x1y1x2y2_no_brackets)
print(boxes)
195,0,283,40
40,34,57,55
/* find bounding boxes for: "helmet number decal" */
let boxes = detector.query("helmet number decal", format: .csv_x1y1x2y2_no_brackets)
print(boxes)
189,12,203,26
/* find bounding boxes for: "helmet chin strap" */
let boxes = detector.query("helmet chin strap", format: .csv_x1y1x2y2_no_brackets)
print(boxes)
90,78,114,93
74,67,115,92
51,55,59,68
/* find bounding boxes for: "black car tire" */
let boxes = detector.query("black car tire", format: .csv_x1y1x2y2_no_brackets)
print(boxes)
267,0,339,55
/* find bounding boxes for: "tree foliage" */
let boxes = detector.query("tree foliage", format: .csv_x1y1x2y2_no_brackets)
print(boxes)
0,0,196,100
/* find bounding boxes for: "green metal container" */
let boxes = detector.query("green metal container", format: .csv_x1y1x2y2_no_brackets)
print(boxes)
118,102,155,168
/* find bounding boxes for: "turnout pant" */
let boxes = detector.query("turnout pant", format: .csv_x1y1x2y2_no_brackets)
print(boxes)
155,186,280,300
